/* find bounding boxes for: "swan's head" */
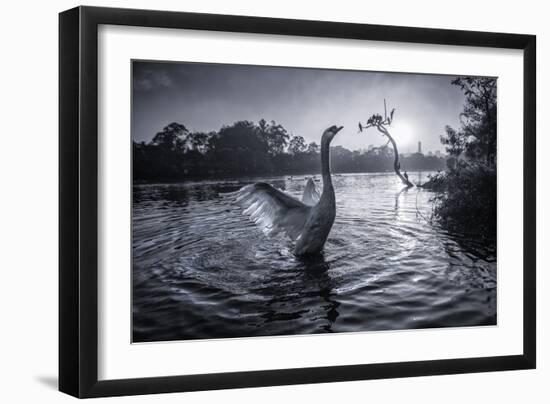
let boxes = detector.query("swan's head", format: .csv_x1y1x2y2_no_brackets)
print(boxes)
322,125,344,144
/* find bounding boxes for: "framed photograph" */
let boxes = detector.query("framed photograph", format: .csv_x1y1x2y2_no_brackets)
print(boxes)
59,6,536,398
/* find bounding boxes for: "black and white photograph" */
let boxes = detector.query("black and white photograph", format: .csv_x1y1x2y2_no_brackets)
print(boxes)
132,61,497,343
0,0,544,401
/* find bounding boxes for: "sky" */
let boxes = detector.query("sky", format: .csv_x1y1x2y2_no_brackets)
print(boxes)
132,61,470,154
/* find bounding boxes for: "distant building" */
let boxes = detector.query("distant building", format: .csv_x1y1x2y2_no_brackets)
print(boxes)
435,150,442,158
428,151,434,157
417,141,422,154
367,144,374,151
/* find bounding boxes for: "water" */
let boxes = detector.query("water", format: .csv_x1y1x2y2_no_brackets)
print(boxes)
132,172,496,343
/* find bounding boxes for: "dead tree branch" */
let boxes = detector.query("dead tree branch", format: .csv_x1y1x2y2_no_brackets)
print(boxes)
359,100,413,188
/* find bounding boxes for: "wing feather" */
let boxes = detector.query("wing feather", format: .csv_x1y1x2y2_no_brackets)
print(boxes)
302,178,320,206
230,182,310,240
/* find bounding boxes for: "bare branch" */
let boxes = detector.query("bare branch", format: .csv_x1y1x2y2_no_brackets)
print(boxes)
358,102,413,187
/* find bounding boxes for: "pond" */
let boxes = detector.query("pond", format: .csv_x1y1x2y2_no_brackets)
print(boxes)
132,172,496,342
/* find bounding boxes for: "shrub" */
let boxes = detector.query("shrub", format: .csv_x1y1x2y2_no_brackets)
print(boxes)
429,162,496,243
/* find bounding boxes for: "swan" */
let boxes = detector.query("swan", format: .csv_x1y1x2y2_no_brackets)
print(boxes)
231,125,343,256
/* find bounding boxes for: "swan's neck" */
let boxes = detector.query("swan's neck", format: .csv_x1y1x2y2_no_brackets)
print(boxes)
320,139,334,196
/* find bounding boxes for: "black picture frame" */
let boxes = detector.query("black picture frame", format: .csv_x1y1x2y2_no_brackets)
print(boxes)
59,5,536,398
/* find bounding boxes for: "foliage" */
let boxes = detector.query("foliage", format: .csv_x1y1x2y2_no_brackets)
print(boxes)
440,126,466,157
288,135,307,155
133,119,447,182
306,142,320,154
257,119,290,155
430,162,496,241
427,76,497,243
441,77,497,165
151,122,189,152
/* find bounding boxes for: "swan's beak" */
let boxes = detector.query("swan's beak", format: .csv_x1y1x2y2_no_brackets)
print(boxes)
333,126,344,134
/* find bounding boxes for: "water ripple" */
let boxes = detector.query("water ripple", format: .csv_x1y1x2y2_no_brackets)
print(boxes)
132,172,496,342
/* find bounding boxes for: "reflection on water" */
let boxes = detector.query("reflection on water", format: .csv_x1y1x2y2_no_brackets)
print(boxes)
132,172,496,342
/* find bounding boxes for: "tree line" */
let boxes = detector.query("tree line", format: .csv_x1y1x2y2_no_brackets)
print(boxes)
133,118,446,182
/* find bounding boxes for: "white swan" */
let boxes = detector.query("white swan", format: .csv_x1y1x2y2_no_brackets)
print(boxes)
231,125,343,256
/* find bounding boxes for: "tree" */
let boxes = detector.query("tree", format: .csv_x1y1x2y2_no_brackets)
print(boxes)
440,125,465,157
441,77,497,165
306,142,320,154
423,77,497,241
288,135,307,155
151,122,188,152
210,121,267,152
186,131,214,154
258,119,290,155
209,120,271,174
134,118,446,182
359,100,413,187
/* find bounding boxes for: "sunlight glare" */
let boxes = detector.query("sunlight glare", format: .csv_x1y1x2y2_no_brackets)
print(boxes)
391,121,416,150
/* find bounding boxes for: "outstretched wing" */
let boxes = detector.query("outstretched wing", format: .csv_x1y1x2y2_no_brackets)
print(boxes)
230,182,310,240
302,178,320,206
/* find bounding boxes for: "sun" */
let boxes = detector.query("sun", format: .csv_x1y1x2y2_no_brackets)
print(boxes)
390,121,415,149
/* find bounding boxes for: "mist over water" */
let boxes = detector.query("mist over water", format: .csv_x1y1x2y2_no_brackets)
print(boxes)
132,172,496,343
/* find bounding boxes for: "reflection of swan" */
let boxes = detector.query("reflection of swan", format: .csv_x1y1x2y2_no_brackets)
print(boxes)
232,125,343,256
299,254,340,330
261,254,340,330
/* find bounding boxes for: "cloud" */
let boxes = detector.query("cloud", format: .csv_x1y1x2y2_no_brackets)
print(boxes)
132,61,467,154
133,68,172,92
